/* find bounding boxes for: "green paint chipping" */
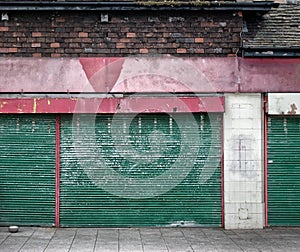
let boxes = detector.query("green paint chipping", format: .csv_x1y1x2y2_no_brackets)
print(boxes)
268,116,300,226
60,113,222,227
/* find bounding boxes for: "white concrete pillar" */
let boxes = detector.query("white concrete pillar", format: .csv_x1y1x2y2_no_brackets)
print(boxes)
224,93,264,229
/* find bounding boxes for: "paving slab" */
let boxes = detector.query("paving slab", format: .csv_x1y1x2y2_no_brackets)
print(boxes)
94,229,119,252
0,226,299,251
44,228,76,252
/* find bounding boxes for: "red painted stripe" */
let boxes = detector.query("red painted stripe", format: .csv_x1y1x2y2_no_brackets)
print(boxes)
264,95,269,227
55,115,60,228
0,97,225,114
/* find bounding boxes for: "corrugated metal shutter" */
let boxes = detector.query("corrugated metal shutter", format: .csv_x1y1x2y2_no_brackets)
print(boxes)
268,116,300,226
0,115,56,226
60,113,221,227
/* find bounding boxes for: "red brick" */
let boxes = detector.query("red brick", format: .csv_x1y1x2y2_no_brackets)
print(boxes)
78,32,88,38
139,48,149,54
200,21,219,28
232,35,240,43
0,48,8,53
31,43,41,48
126,32,136,38
119,38,131,43
194,48,205,53
177,48,187,54
32,32,42,37
146,32,154,37
32,53,42,57
195,38,204,43
12,32,24,37
55,17,65,23
8,48,18,53
232,28,241,32
0,27,9,32
116,43,126,49
50,42,60,48
51,53,61,57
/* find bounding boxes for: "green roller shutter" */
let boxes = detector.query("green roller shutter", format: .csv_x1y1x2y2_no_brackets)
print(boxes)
60,113,221,227
0,115,56,226
268,116,300,226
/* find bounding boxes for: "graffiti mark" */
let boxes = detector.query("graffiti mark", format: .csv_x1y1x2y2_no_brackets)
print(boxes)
230,134,258,180
287,103,297,115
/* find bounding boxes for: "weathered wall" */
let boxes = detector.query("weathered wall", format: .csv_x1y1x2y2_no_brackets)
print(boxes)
1,57,300,93
0,10,242,57
224,93,264,229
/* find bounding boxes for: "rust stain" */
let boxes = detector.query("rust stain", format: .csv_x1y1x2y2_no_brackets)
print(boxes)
287,103,297,115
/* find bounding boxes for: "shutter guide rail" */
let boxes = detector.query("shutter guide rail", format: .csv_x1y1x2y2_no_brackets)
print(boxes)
221,115,225,228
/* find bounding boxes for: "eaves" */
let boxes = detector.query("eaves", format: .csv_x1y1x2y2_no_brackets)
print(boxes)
0,1,278,12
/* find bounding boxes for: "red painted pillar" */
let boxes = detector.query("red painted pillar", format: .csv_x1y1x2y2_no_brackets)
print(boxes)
221,115,225,228
55,115,60,228
264,95,269,227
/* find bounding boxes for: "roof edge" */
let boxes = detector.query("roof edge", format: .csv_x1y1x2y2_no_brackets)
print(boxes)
0,1,278,12
243,47,300,57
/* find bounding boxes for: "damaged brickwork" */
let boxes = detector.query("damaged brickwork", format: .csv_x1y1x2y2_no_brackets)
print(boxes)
0,10,242,57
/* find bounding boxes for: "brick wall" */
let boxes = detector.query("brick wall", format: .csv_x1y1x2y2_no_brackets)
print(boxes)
0,11,242,57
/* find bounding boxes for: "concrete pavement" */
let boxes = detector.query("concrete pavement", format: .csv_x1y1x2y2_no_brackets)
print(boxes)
0,226,300,252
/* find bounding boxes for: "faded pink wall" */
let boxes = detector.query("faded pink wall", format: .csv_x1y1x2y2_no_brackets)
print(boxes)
0,57,299,93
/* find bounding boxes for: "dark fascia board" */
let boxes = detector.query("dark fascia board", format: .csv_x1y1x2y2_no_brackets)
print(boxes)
243,47,300,57
0,1,278,12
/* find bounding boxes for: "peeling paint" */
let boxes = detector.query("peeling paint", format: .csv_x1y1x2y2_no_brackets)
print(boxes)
33,98,37,113
0,97,224,114
269,94,300,115
0,101,7,109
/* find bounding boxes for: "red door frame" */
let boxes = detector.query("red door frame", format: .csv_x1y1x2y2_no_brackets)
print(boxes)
221,115,225,228
55,115,60,228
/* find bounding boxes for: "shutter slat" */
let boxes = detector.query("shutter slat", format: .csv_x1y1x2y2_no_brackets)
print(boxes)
268,116,300,226
60,113,221,227
0,115,56,226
